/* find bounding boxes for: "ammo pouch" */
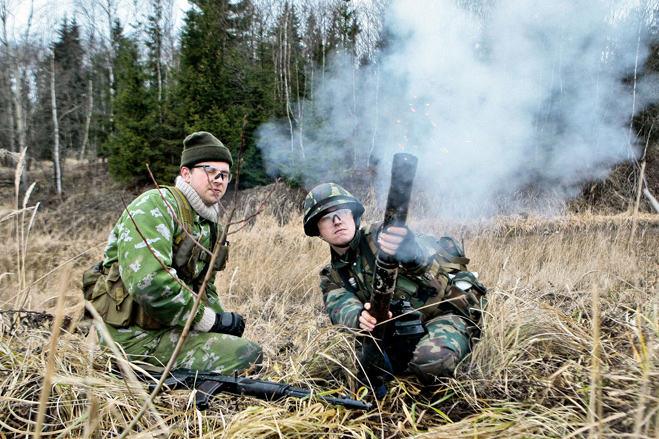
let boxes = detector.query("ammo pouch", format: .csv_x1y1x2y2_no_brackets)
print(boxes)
81,262,164,329
172,237,229,282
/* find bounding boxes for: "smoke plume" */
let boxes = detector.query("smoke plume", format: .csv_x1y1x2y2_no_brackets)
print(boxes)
256,0,656,219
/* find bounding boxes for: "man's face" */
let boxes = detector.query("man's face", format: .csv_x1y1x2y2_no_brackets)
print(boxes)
317,206,356,249
181,161,231,206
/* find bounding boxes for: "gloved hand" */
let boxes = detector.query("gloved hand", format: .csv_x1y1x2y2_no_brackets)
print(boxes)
210,312,245,337
380,226,419,264
396,227,421,264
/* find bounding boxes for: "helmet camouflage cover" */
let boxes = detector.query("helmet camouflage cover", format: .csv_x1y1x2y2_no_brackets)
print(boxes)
303,183,365,236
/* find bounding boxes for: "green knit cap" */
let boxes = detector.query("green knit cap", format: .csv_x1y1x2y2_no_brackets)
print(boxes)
181,131,233,168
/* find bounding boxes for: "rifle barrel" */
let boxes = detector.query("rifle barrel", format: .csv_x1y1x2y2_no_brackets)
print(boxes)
140,369,373,411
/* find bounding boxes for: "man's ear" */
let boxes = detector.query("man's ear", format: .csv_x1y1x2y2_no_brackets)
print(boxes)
181,167,191,182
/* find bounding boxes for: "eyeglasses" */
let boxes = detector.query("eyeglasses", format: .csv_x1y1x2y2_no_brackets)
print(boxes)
191,165,232,182
318,208,352,225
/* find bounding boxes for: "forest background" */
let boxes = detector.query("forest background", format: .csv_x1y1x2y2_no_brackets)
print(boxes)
2,0,387,194
4,0,659,214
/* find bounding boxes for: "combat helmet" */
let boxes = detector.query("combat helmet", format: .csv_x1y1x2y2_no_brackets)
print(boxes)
303,183,365,236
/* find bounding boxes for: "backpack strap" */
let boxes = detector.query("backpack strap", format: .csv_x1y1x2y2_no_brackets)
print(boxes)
437,236,470,266
333,226,377,294
359,228,377,272
163,186,195,246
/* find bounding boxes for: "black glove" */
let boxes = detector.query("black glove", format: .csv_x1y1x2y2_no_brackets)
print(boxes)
392,226,420,264
210,312,245,337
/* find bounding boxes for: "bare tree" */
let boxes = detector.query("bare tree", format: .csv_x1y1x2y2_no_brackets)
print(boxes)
79,76,93,161
1,0,33,194
2,0,34,157
50,51,63,199
0,0,16,154
74,0,123,126
146,0,177,103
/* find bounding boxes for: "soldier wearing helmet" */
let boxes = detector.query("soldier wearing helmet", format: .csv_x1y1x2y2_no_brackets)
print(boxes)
304,183,486,391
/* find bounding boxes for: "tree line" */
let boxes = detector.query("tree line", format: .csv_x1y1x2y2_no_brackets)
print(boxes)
0,0,383,195
3,0,659,209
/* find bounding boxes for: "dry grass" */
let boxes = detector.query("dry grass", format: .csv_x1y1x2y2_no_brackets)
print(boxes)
1,162,659,438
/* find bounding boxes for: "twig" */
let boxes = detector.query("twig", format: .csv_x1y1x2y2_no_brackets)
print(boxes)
0,205,38,224
643,188,659,214
228,179,280,234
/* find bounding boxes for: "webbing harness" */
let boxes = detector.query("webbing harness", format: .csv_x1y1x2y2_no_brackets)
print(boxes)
164,186,197,248
163,186,224,284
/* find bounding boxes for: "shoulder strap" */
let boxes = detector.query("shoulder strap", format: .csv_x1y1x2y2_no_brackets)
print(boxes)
164,186,195,246
334,227,376,294
359,228,377,272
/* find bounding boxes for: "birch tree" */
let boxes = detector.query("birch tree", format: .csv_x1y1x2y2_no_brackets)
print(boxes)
50,51,63,199
0,3,15,156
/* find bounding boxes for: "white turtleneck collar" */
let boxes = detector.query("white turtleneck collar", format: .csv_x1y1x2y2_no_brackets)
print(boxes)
174,176,222,223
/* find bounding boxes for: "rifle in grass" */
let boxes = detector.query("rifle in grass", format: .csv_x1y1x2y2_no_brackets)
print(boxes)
360,152,418,392
139,368,373,411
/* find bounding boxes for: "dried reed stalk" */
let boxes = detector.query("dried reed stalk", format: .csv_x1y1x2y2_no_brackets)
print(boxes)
587,282,602,439
33,265,70,439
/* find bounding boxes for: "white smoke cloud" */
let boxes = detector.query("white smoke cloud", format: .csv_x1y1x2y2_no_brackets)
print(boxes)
257,0,656,219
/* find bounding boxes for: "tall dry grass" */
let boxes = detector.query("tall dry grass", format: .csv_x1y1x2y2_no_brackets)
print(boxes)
1,162,659,438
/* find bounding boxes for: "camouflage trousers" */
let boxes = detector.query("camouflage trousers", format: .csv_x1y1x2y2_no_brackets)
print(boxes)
407,314,478,383
361,313,476,383
358,313,478,386
100,324,263,375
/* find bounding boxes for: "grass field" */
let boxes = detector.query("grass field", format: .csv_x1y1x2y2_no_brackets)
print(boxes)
1,162,658,438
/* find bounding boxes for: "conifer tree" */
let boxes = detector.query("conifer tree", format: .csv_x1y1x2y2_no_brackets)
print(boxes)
53,18,86,156
106,20,178,185
176,0,272,187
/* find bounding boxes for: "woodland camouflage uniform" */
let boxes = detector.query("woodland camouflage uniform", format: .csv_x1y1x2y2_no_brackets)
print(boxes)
85,132,262,375
306,183,487,384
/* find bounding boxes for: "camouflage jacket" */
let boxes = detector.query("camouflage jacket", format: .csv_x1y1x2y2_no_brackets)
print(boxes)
103,188,224,328
319,222,486,328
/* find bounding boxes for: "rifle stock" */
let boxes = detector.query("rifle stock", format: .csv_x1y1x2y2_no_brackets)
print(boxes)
143,369,373,411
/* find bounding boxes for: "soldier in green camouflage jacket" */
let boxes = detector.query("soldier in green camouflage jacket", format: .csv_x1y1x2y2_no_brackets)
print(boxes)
303,183,486,386
87,132,262,375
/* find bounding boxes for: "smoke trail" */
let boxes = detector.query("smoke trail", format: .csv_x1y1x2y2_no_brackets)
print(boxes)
256,0,655,218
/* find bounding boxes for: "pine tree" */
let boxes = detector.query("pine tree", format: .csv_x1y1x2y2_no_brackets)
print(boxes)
176,0,273,187
106,20,178,185
52,18,86,161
